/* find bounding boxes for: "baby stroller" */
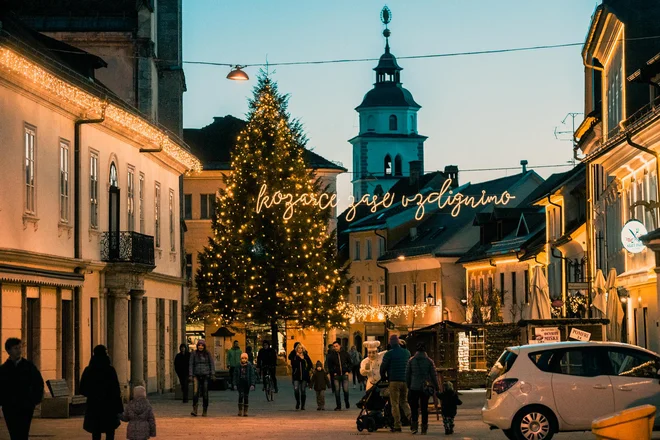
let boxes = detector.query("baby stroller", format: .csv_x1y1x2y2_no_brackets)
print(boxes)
356,380,392,432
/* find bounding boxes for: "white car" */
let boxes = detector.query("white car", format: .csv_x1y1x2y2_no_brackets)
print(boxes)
482,341,660,440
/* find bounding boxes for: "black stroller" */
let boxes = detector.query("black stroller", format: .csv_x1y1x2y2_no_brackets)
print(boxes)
356,380,392,432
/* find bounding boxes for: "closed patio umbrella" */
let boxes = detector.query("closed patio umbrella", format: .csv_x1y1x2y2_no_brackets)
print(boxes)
606,268,624,341
592,269,607,319
528,266,552,320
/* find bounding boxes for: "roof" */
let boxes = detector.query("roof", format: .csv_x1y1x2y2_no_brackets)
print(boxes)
380,172,540,260
522,163,585,205
183,116,347,172
508,340,654,355
357,82,420,110
210,327,236,337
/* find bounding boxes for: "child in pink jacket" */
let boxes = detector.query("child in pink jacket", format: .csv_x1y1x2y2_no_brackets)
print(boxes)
121,386,156,440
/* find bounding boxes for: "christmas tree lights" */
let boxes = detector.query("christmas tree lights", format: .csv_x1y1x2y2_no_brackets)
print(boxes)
195,73,349,337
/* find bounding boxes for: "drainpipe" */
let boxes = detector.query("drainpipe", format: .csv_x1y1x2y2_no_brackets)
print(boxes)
73,106,106,392
547,194,565,313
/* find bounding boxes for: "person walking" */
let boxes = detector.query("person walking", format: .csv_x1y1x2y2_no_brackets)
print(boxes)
438,382,462,435
120,386,156,440
246,346,254,364
405,342,440,435
290,343,313,410
80,345,124,440
0,337,44,440
310,360,330,410
326,340,352,411
348,346,363,390
380,334,412,432
226,340,242,389
174,344,190,403
189,339,215,417
232,353,257,417
256,340,278,393
324,344,336,394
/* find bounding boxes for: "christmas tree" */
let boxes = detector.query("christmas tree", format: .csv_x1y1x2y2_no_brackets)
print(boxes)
195,74,348,349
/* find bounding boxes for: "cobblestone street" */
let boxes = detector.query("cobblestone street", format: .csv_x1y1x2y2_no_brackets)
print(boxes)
2,381,651,440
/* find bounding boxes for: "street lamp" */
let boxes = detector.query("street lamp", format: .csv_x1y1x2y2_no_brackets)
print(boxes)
227,65,249,81
426,293,434,306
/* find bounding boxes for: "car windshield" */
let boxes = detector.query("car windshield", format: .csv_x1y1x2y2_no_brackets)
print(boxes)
489,349,518,381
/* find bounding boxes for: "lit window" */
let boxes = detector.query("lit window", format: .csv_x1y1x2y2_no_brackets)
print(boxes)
25,126,36,214
469,330,487,370
379,284,385,305
59,141,69,222
368,285,373,305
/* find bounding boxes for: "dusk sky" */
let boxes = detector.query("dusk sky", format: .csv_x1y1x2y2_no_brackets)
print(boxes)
182,1,599,211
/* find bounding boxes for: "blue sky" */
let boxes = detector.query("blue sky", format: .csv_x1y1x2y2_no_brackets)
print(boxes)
183,0,599,211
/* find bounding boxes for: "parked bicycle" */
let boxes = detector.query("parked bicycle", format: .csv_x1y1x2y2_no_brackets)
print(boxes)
263,369,275,402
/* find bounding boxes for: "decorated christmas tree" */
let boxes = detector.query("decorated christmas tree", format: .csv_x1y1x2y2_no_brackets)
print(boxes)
195,74,348,349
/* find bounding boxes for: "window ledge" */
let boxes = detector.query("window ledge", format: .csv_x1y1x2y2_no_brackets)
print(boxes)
58,222,73,238
155,248,163,259
88,228,101,242
22,214,39,231
169,251,177,262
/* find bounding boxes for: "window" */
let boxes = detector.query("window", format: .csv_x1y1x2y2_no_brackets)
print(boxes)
469,331,487,370
500,273,505,302
423,282,427,303
154,182,161,248
59,141,69,222
184,194,192,220
384,155,392,176
479,278,484,296
394,155,402,176
413,283,417,304
354,239,361,260
200,194,217,219
25,126,36,214
127,167,135,231
511,272,517,304
185,253,193,282
139,173,145,233
432,281,437,305
367,115,375,132
368,285,373,305
488,277,493,300
378,237,385,257
556,348,604,377
89,152,99,228
379,284,385,305
528,349,563,373
355,285,361,304
393,285,398,305
169,189,175,252
366,239,372,260
403,285,408,305
607,348,659,378
524,270,530,304
389,115,397,131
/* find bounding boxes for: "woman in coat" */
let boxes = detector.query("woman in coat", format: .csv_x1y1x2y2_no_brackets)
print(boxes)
405,342,440,435
290,343,313,410
80,345,124,440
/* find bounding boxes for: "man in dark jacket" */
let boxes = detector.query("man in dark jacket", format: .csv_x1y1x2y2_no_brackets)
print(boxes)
0,337,44,440
406,342,440,434
326,340,352,410
256,340,278,393
174,343,191,402
380,334,411,432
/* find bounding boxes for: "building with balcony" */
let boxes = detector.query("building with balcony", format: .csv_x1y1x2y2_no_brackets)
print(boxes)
0,10,200,398
575,0,660,352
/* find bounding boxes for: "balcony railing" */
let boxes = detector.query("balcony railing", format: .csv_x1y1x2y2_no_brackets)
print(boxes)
100,231,155,266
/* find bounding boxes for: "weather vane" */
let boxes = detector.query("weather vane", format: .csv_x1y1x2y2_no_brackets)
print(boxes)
381,6,392,49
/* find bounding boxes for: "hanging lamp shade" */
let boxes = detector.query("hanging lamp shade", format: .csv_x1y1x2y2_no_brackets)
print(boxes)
227,66,249,81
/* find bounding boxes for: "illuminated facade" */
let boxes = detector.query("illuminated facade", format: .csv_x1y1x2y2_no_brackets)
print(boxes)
576,0,660,351
0,13,199,398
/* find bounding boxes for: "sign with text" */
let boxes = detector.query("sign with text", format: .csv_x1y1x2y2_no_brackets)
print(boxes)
534,327,560,343
569,328,591,342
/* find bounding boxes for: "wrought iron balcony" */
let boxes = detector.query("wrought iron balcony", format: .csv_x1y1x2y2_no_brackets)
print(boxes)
100,231,155,266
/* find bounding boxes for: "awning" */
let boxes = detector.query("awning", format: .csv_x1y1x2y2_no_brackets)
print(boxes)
0,264,84,288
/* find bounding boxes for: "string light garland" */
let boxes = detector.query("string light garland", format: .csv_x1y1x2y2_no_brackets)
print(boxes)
0,47,202,172
339,302,428,323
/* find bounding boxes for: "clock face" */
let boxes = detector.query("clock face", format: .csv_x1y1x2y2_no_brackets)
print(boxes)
621,219,648,254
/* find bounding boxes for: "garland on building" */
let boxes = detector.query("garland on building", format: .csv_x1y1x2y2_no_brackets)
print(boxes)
195,74,349,345
339,302,428,323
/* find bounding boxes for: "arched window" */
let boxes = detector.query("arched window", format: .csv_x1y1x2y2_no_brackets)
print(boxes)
389,115,397,131
410,115,416,133
109,162,118,187
394,155,402,176
367,115,376,132
384,155,392,175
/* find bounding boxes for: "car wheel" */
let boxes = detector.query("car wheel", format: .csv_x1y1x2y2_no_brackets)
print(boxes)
512,406,556,440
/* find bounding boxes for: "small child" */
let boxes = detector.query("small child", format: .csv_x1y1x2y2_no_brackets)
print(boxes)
233,353,257,417
437,381,462,435
310,360,330,410
122,386,156,440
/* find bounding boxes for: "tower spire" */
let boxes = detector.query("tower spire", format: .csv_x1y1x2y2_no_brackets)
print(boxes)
381,6,392,53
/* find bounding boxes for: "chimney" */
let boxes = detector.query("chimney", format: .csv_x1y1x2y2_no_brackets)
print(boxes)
409,160,422,186
520,160,528,173
444,165,459,189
